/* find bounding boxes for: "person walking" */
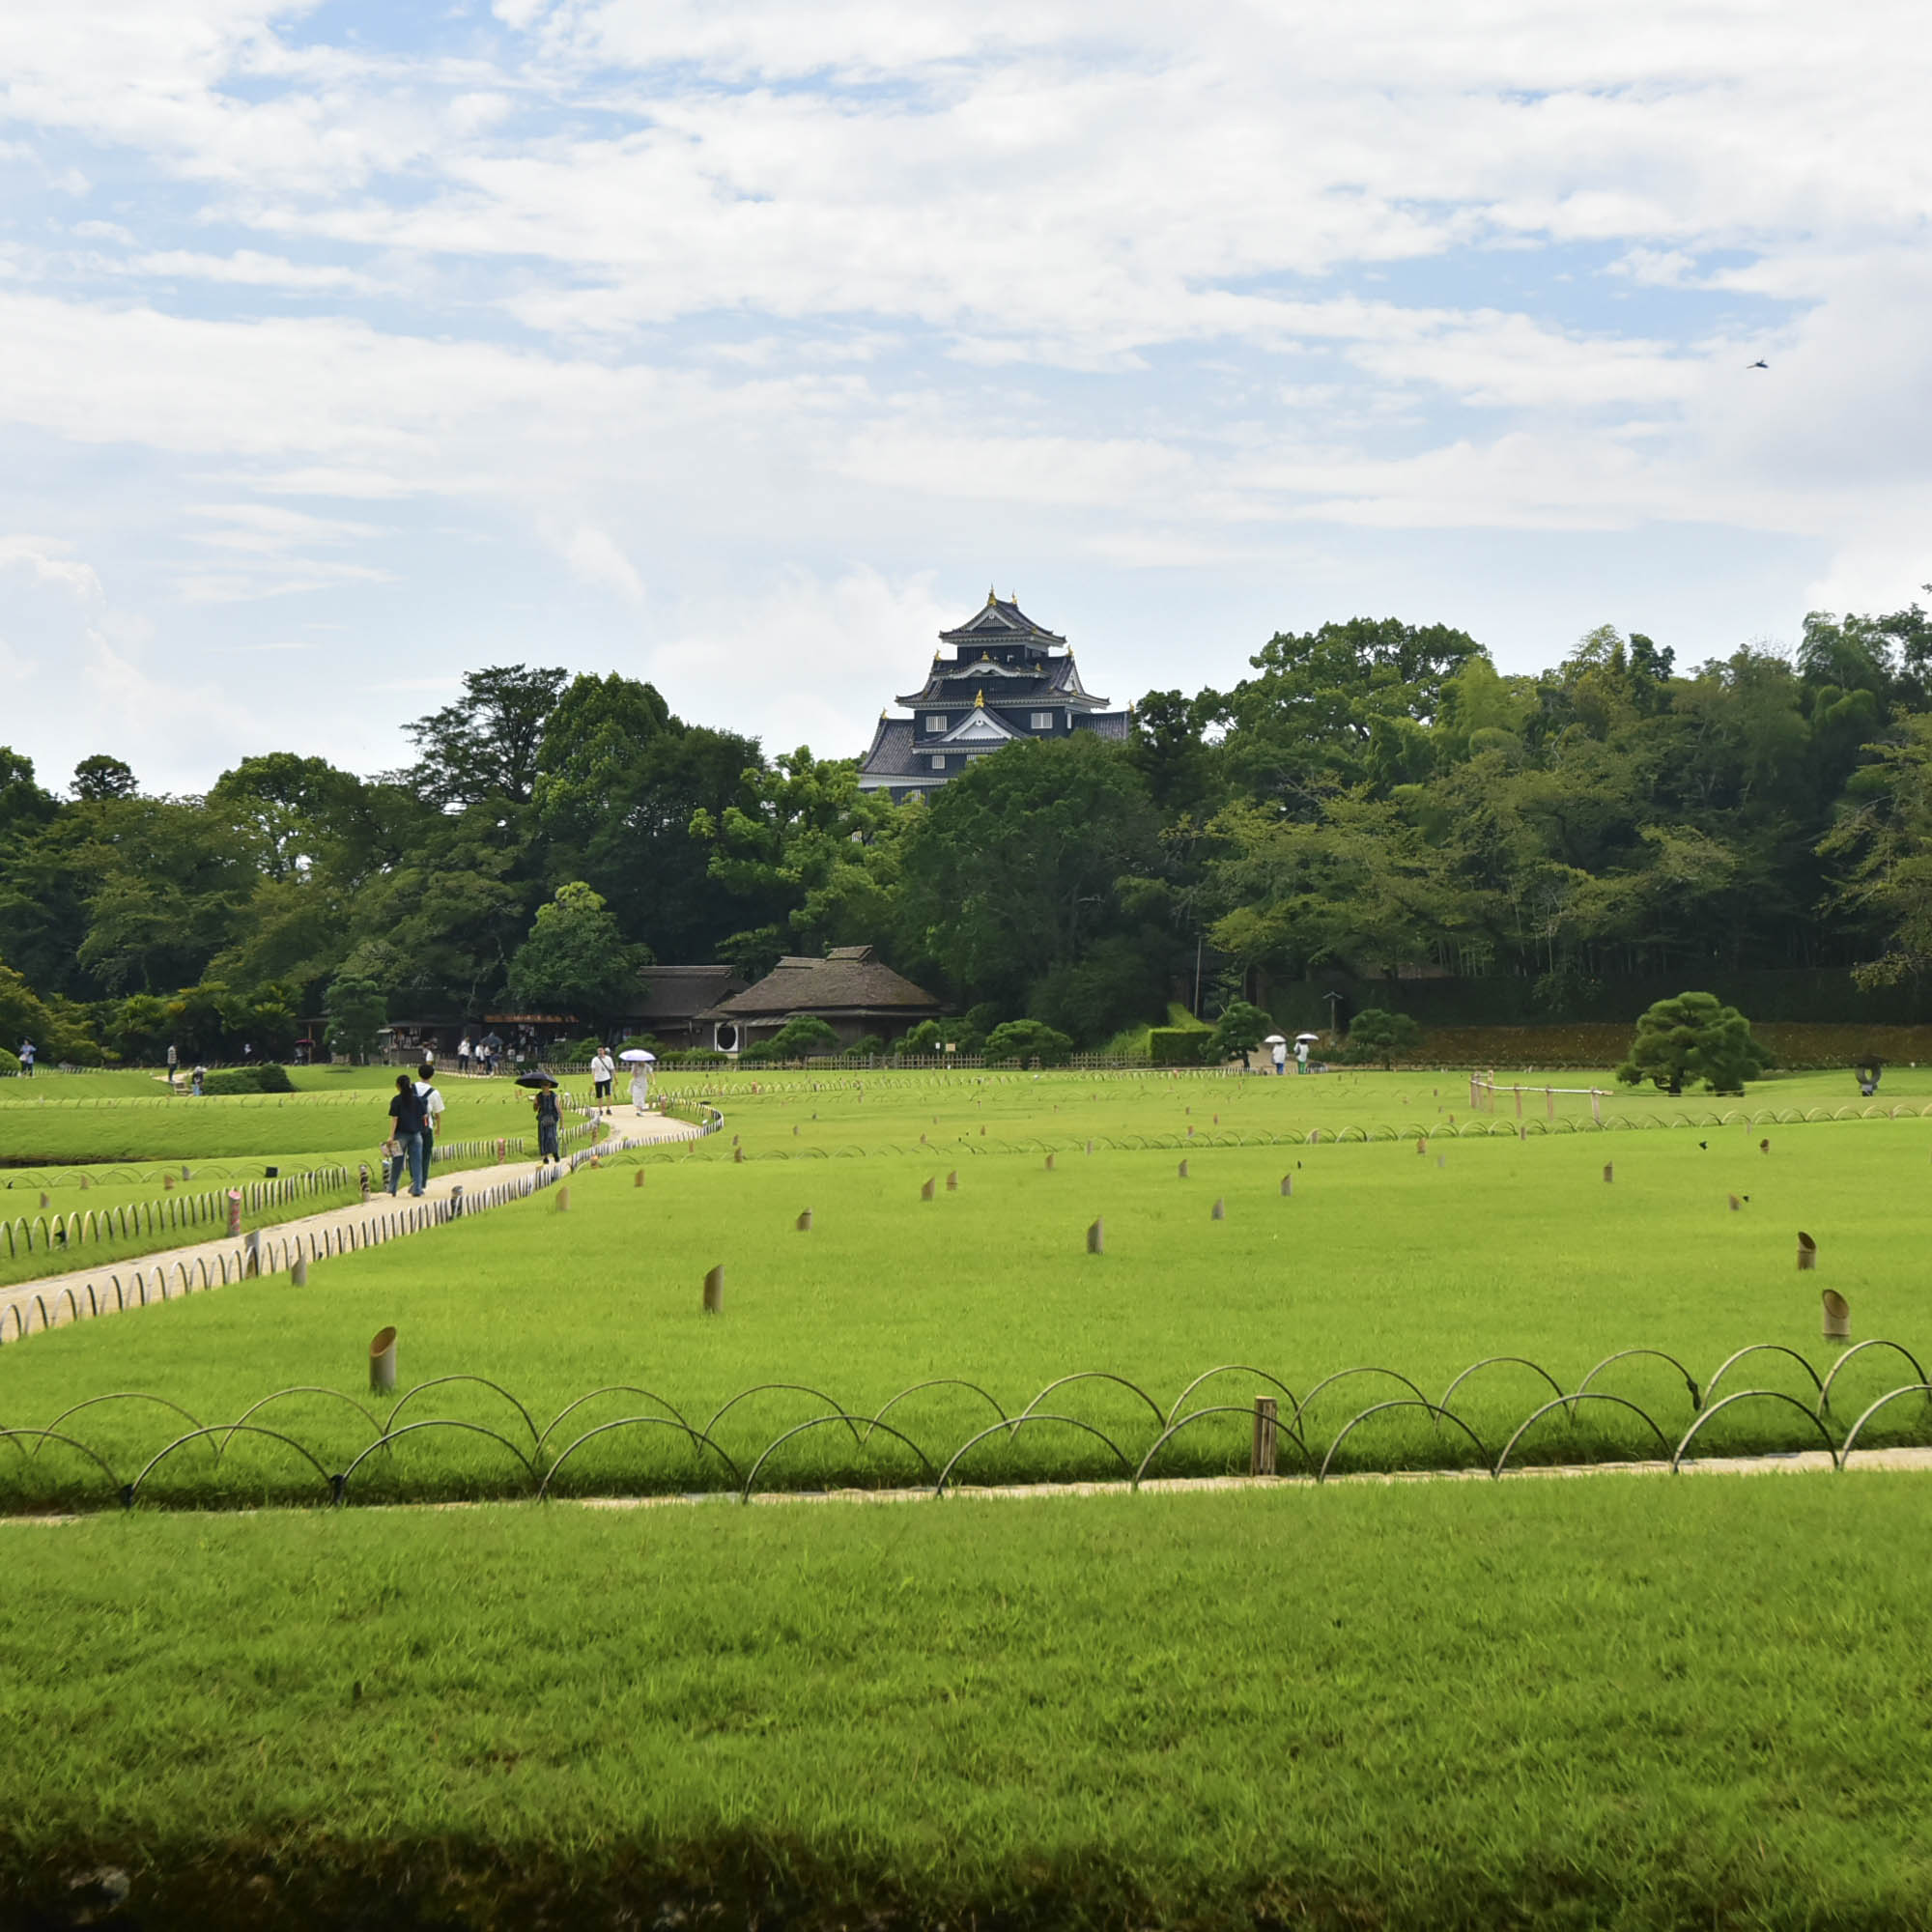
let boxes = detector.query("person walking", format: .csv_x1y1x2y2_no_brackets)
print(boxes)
457,1034,472,1078
17,1038,35,1078
532,1084,561,1163
1294,1037,1310,1075
386,1074,427,1197
629,1058,651,1116
1270,1037,1287,1077
165,1042,178,1087
589,1044,615,1101
412,1061,444,1193
190,1063,206,1096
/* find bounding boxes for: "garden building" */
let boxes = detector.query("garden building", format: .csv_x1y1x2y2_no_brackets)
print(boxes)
698,946,943,1054
623,965,749,1049
856,590,1130,801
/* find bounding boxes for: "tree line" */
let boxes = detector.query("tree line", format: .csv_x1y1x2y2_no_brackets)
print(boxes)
4,600,1932,1063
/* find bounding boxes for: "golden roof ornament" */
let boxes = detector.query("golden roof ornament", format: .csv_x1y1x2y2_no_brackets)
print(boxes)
974,689,985,707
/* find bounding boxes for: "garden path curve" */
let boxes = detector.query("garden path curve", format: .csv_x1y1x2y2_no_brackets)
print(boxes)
0,1107,702,1344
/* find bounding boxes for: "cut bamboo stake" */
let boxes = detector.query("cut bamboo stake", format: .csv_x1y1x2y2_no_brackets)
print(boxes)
921,1177,935,1202
1822,1289,1850,1341
1044,1152,1055,1171
733,1147,744,1164
796,1209,812,1233
556,1185,571,1211
946,1171,957,1191
1280,1175,1292,1196
634,1169,645,1188
369,1325,397,1395
1797,1232,1817,1271
1087,1217,1105,1255
1728,1194,1741,1211
1211,1198,1225,1221
703,1264,724,1313
1604,1163,1613,1183
1178,1158,1189,1179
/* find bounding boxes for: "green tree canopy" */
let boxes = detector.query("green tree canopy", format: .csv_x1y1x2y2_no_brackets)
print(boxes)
507,882,650,1032
1616,991,1773,1095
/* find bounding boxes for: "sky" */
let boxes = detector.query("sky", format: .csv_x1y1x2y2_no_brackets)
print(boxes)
2,0,1928,795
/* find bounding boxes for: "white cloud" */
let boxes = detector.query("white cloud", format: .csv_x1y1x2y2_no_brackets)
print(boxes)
559,526,646,606
0,533,103,602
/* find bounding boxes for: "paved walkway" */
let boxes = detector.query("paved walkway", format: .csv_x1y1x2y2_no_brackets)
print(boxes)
0,1108,703,1345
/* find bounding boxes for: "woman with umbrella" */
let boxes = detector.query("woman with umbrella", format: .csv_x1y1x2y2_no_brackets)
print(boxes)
621,1048,656,1115
519,1072,562,1162
1264,1033,1288,1076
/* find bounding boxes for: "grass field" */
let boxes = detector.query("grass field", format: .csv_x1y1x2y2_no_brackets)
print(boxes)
5,1059,1932,1927
4,1473,1931,1929
3,1088,1928,1509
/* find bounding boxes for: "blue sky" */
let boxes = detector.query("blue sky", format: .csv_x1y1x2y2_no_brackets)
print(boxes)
2,0,1927,792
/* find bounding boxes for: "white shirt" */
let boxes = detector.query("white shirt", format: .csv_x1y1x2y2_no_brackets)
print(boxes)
590,1052,615,1082
1271,1043,1286,1065
413,1080,445,1125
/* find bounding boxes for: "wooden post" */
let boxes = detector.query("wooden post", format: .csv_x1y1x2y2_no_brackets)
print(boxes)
921,1177,935,1201
733,1147,744,1164
946,1171,957,1191
369,1325,397,1395
1546,1087,1555,1121
1211,1198,1225,1221
1251,1398,1278,1477
1087,1217,1104,1255
1603,1162,1613,1183
634,1168,645,1187
1591,1090,1603,1124
1177,1158,1189,1179
291,1256,308,1287
1416,1136,1426,1155
703,1264,724,1313
556,1185,571,1211
1728,1194,1741,1211
1821,1289,1850,1341
1514,1085,1523,1120
1044,1152,1055,1171
1280,1175,1292,1196
796,1209,812,1232
1797,1232,1817,1270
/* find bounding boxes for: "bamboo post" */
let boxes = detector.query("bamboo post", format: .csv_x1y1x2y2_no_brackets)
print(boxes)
703,1264,724,1313
1044,1152,1055,1171
1797,1232,1817,1270
1087,1217,1104,1255
1546,1087,1554,1121
1604,1162,1613,1183
1821,1289,1850,1342
1591,1090,1603,1124
634,1169,645,1188
733,1147,744,1164
1178,1158,1189,1179
1280,1175,1292,1196
1514,1086,1523,1120
796,1209,812,1232
921,1177,935,1201
556,1185,570,1211
1416,1136,1426,1155
1251,1398,1278,1477
1211,1198,1225,1221
1728,1194,1741,1212
368,1325,397,1394
946,1171,957,1190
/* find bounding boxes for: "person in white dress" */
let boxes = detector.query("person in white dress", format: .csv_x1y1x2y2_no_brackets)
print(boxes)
629,1063,651,1115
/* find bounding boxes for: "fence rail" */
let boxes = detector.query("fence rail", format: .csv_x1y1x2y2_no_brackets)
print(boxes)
2,1339,1925,1512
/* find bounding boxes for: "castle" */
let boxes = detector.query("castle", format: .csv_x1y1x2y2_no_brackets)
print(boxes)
855,591,1130,802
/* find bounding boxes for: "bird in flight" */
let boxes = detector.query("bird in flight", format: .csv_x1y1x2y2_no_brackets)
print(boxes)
1747,358,1769,369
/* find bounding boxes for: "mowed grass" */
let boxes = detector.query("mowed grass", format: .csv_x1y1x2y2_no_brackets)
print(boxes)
4,1474,1932,1929
6,1114,1929,1507
0,1069,589,1163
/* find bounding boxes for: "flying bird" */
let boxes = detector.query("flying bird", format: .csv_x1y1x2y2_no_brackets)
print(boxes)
1747,359,1769,369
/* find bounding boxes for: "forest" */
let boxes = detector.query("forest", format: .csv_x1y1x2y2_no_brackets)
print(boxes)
4,602,1932,1064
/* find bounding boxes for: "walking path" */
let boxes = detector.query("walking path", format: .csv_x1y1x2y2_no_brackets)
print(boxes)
0,1108,705,1345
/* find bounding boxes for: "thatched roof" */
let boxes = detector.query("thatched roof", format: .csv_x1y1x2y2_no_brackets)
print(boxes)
703,946,942,1020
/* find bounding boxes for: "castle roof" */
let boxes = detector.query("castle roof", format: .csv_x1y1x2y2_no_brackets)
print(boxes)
938,589,1066,647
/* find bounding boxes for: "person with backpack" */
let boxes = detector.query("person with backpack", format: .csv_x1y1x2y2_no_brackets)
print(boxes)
412,1062,444,1193
17,1039,34,1079
385,1074,428,1197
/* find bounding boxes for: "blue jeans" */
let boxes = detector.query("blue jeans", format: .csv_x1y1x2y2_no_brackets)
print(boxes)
388,1131,422,1195
412,1130,432,1194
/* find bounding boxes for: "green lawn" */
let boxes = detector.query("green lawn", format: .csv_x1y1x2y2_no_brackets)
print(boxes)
4,1103,1928,1508
3,1474,1930,1929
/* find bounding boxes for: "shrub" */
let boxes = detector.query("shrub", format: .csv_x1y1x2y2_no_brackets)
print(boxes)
765,1014,841,1059
953,1003,1004,1056
1343,1009,1425,1069
1208,1001,1274,1067
659,1049,731,1069
983,1019,1075,1066
1617,992,1773,1095
1148,1027,1209,1066
614,1035,664,1057
201,1064,296,1095
846,1035,886,1059
0,1048,18,1076
900,1019,945,1055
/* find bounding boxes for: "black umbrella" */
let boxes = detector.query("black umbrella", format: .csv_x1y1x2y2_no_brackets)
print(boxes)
515,1073,557,1090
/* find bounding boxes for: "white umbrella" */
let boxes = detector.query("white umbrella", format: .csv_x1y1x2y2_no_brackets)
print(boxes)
1262,1034,1288,1045
619,1049,657,1064
1294,1032,1321,1042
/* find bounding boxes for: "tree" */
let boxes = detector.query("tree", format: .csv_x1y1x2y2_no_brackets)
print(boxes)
1616,992,1772,1096
1208,999,1274,1067
1343,1007,1424,1069
759,1014,840,1059
983,1018,1074,1065
531,672,672,843
506,882,649,1032
397,666,570,808
71,754,137,801
323,969,387,1062
900,1018,945,1054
